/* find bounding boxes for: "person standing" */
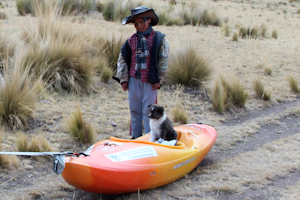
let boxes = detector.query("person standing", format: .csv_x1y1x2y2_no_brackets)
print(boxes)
117,6,169,139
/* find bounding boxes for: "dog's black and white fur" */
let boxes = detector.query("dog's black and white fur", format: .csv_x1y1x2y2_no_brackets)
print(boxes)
148,104,177,143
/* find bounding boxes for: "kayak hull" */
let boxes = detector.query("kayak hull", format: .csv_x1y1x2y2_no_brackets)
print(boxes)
61,124,217,194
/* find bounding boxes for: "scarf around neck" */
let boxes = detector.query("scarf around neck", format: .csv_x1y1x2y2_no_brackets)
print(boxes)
135,25,153,71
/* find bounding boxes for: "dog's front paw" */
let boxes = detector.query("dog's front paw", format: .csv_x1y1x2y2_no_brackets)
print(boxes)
157,138,164,143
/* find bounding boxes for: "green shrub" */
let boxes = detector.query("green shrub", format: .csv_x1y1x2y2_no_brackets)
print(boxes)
166,43,212,88
253,78,271,100
66,105,95,145
272,29,278,39
289,76,300,93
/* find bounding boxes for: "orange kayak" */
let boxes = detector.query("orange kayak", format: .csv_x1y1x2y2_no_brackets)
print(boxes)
61,124,217,194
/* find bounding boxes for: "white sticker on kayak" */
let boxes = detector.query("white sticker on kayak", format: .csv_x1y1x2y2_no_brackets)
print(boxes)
105,146,158,162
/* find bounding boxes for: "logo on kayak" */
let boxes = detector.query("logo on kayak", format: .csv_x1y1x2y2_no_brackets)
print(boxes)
105,146,158,162
173,156,196,170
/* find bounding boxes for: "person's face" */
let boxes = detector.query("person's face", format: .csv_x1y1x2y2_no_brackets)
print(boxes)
134,18,151,32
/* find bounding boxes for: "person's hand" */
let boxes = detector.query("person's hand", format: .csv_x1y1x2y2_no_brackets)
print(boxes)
121,82,128,91
152,82,161,90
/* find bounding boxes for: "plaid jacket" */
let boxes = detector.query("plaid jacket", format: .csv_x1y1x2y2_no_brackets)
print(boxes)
117,31,169,84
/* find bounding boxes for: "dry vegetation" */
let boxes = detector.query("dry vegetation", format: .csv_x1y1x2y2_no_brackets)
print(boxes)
0,0,299,199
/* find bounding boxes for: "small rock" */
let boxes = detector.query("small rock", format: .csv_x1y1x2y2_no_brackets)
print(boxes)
111,123,117,127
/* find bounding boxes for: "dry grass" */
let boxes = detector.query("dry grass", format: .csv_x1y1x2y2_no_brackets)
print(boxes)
232,32,239,41
222,24,231,37
16,0,34,16
212,76,248,113
0,52,39,130
59,0,93,15
172,103,188,124
66,104,95,145
0,35,16,66
19,2,97,94
264,65,273,76
272,29,278,39
166,42,212,88
212,79,227,114
98,34,126,74
0,0,299,198
288,76,300,93
253,78,271,101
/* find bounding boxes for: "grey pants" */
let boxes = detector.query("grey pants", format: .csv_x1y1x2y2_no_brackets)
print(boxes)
128,77,157,138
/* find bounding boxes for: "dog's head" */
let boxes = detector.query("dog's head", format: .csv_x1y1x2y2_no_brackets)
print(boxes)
148,104,164,119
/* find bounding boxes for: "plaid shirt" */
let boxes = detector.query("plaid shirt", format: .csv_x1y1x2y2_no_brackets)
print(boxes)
128,30,155,82
117,31,169,83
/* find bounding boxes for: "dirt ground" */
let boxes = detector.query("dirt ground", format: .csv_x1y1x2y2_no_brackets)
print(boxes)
0,0,300,199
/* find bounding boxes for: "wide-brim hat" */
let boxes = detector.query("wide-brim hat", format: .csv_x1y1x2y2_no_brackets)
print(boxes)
122,6,159,26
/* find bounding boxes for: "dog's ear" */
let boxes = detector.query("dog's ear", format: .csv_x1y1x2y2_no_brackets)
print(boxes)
158,106,164,112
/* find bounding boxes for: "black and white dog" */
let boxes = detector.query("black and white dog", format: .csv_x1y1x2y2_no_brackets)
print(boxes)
148,104,177,143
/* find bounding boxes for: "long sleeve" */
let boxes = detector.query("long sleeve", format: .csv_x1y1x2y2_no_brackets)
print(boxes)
117,51,129,83
157,38,169,81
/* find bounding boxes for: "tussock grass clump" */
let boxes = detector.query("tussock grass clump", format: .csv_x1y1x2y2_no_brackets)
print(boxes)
98,35,125,74
239,26,247,39
60,0,93,15
253,78,271,100
261,23,268,38
66,105,95,145
16,133,53,152
212,76,248,113
16,0,34,16
232,32,239,41
0,60,38,130
288,76,300,93
20,2,97,94
220,76,248,108
169,0,177,6
250,25,259,39
172,104,188,124
212,79,227,114
0,11,7,19
101,65,113,83
99,0,141,22
0,35,16,66
222,24,231,37
272,29,278,39
166,43,212,88
16,132,29,152
200,9,222,27
264,65,273,76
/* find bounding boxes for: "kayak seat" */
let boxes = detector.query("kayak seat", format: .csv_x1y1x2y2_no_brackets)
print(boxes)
176,130,195,149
